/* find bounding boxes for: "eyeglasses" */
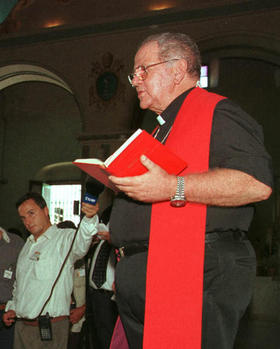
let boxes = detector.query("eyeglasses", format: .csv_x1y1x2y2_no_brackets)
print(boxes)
128,58,179,86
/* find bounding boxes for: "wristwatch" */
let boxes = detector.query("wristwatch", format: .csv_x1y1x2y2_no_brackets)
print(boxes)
170,176,186,207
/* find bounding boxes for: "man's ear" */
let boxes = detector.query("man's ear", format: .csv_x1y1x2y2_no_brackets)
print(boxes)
44,206,49,217
173,59,188,84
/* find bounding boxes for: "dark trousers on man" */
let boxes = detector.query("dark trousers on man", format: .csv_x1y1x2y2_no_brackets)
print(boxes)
115,232,256,349
0,309,14,349
115,252,147,349
88,287,118,349
201,231,256,349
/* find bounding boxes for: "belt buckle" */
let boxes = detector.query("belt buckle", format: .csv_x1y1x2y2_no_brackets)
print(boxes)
118,247,125,258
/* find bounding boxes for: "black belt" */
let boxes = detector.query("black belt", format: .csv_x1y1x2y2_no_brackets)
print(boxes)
117,231,247,258
205,230,247,243
19,315,68,326
89,287,114,295
117,242,148,258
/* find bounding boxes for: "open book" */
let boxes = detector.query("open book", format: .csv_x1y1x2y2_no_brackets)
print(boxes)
73,128,187,190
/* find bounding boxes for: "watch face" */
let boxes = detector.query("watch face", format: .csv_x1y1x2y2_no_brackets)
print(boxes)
170,199,186,208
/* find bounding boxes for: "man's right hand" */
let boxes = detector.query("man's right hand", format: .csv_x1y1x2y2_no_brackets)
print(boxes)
3,310,16,326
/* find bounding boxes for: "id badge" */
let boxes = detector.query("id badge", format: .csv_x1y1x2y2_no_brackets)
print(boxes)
30,251,40,261
3,269,13,279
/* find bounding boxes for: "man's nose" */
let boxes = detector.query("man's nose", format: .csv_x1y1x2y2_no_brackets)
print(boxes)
132,73,143,87
24,216,32,226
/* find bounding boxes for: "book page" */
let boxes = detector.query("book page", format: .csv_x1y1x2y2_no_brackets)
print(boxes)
73,158,105,166
104,128,143,166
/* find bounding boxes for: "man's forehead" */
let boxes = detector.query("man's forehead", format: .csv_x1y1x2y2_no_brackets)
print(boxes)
134,41,159,66
18,199,40,212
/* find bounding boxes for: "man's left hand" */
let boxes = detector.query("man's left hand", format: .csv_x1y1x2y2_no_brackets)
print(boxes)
109,155,177,203
97,230,111,242
69,305,86,324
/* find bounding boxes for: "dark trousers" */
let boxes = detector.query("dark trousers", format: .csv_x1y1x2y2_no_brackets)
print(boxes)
115,252,147,349
202,233,256,349
115,233,256,349
0,310,14,349
88,287,118,349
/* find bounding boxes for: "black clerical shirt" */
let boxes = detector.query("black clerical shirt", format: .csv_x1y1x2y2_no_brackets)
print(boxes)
110,90,273,247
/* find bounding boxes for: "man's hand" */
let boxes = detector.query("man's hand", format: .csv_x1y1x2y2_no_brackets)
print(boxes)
110,155,272,206
109,155,177,203
3,310,16,326
97,230,111,243
81,202,99,218
69,305,86,324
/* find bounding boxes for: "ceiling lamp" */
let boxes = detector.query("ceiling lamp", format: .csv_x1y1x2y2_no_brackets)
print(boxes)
149,2,174,11
44,19,65,28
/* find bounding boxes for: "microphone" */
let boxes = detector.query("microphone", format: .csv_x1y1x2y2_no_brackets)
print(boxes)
82,178,105,205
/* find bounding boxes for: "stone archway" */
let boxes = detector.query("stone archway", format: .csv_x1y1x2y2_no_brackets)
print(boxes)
199,32,280,64
0,63,74,93
198,32,280,89
0,63,78,184
0,63,83,229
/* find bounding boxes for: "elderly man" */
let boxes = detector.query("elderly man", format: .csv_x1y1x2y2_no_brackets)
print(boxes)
3,192,99,349
109,33,273,349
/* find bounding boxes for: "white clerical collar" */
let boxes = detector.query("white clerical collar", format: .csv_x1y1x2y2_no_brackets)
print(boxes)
156,115,166,126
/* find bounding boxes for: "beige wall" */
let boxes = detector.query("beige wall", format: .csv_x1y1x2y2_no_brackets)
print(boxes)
0,5,279,245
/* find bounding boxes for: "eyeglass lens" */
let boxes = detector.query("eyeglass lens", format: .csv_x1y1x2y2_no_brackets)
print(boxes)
129,66,146,84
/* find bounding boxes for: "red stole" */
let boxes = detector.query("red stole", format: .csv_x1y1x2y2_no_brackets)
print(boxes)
143,87,225,348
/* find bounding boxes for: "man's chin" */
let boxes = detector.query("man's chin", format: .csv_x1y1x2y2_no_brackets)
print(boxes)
29,228,39,236
139,100,151,110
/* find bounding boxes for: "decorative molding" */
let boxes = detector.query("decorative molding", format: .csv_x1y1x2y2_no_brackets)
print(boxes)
0,0,279,47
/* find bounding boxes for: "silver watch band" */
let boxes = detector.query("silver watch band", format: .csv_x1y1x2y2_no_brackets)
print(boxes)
170,176,186,207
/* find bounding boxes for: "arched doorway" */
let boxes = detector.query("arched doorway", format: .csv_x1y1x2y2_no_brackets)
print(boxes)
0,64,74,92
0,64,82,230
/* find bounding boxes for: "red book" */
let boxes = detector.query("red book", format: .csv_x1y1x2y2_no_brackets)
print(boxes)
73,129,187,190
